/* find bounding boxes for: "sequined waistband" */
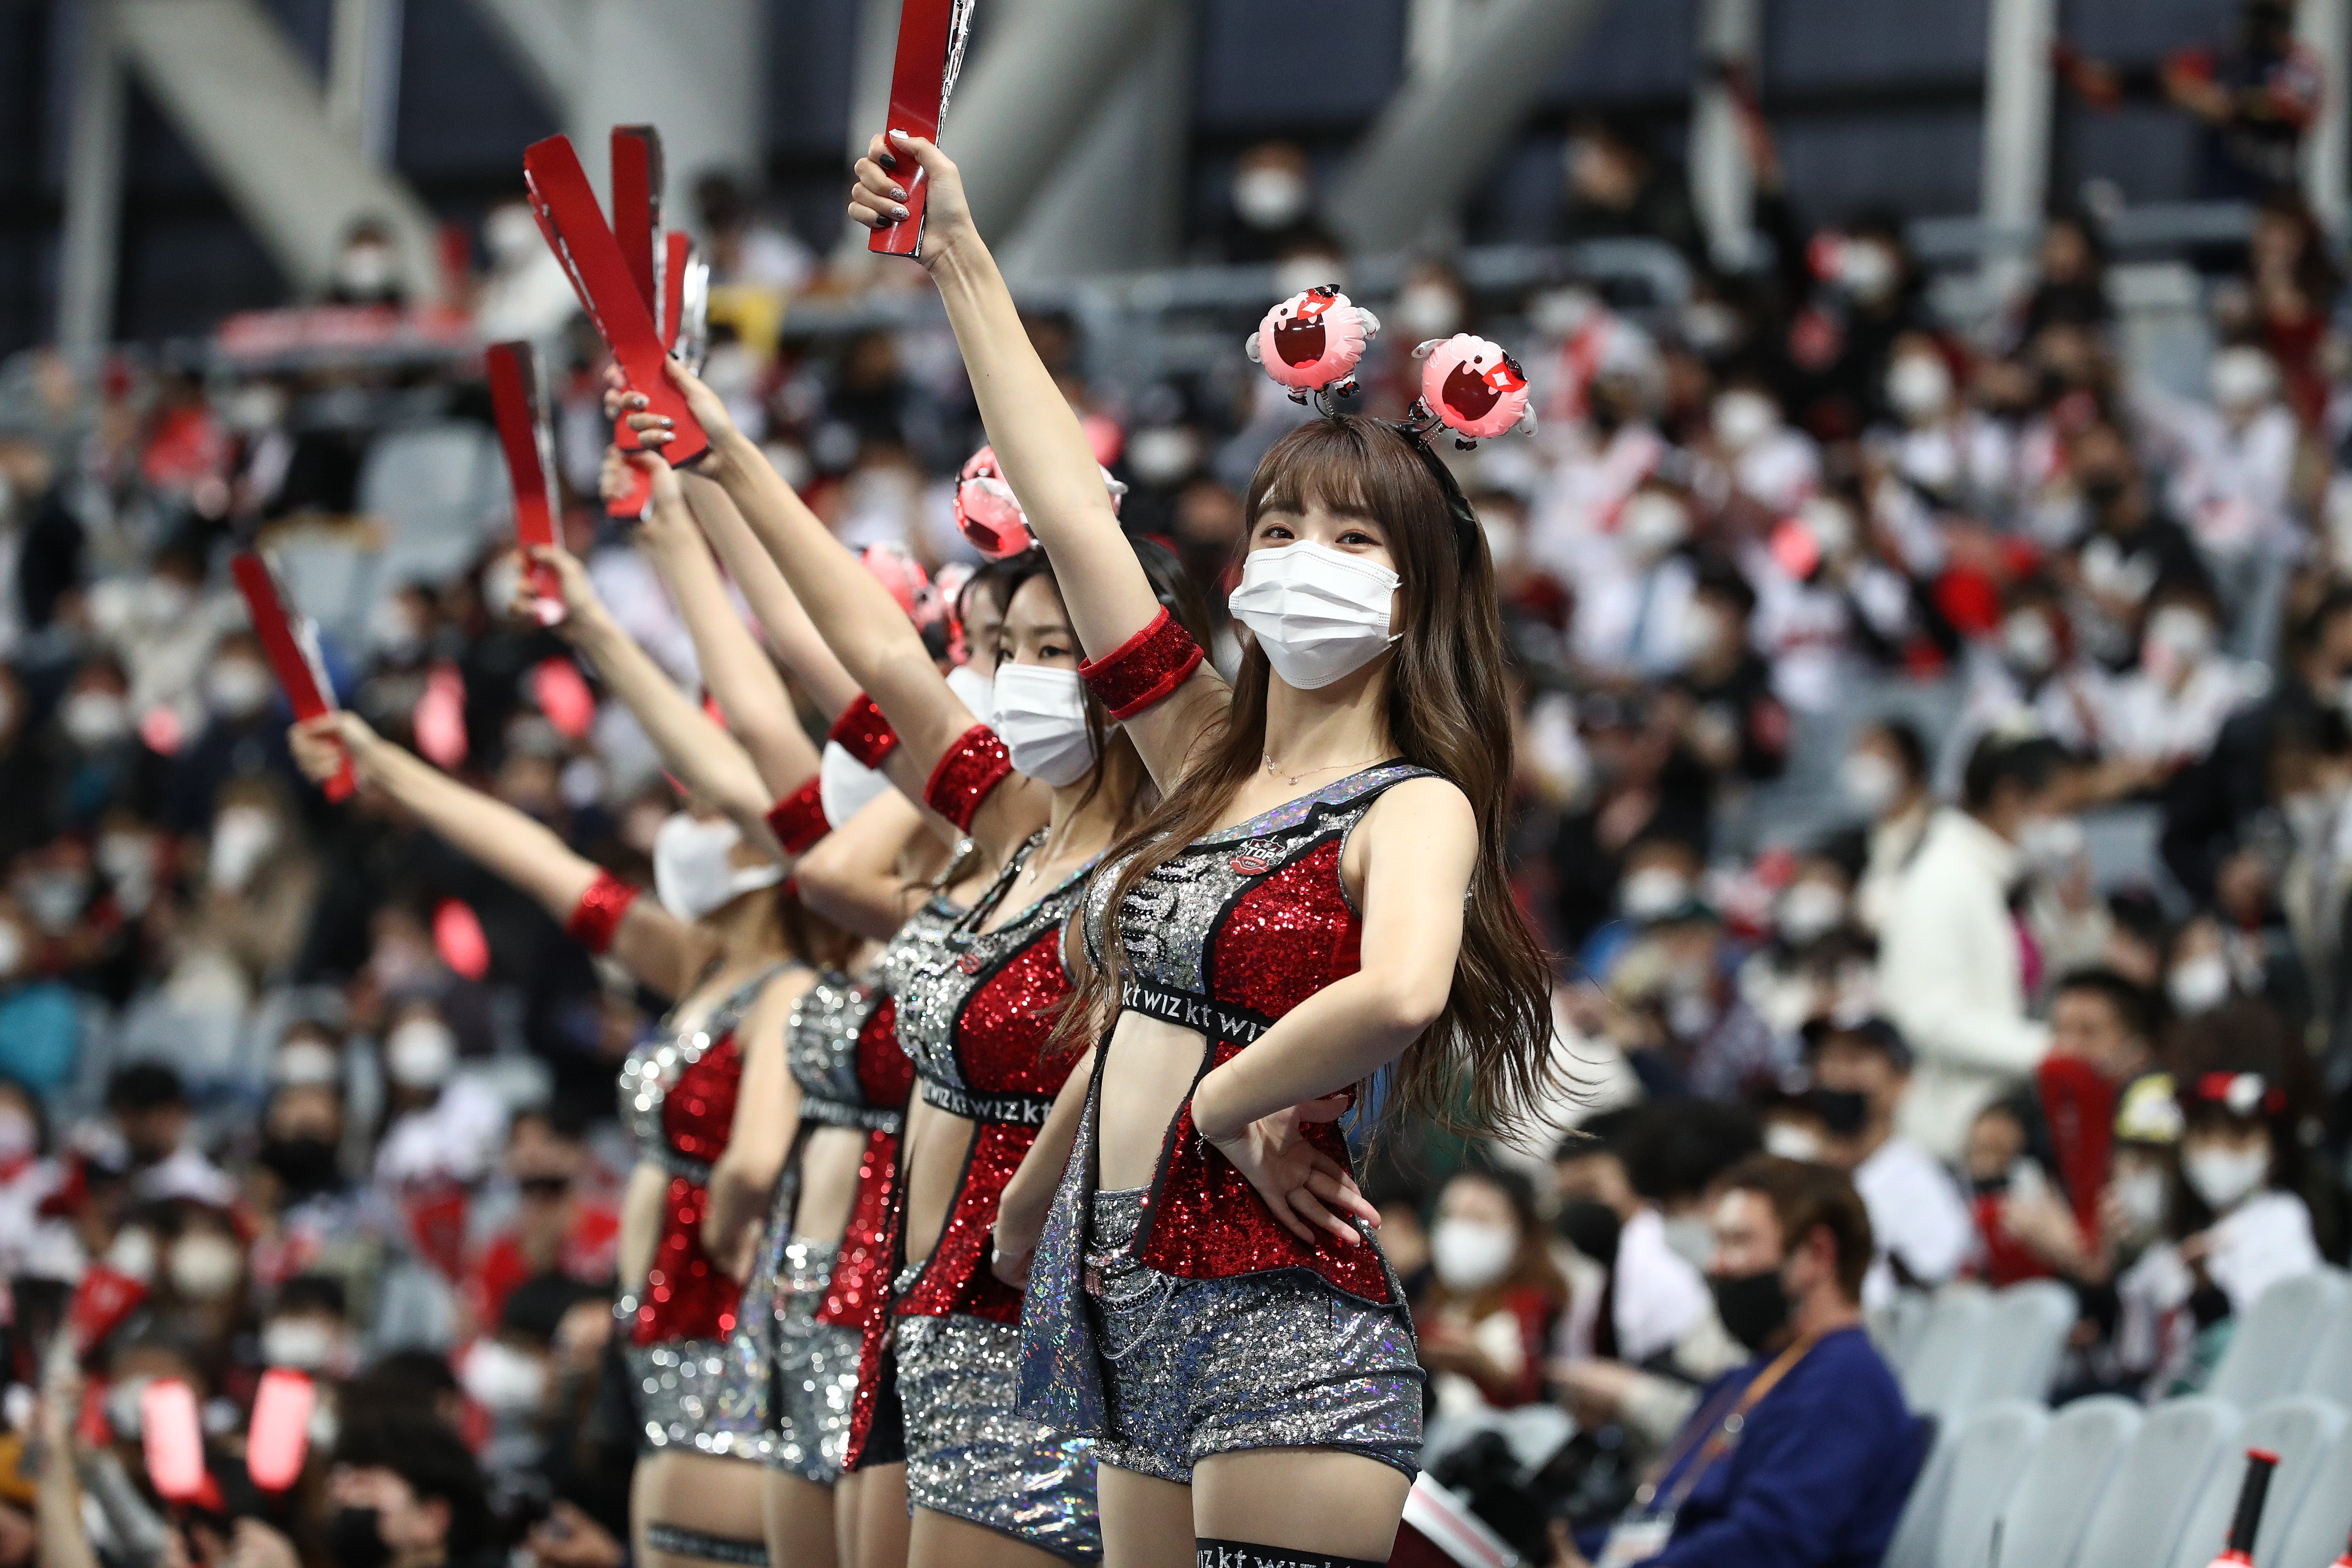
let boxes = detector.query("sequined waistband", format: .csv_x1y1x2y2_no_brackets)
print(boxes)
650,1147,714,1185
800,1096,904,1135
1117,979,1273,1044
920,1080,1059,1126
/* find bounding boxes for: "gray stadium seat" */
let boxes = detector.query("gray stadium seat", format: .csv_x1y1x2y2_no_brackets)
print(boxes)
2270,1415,2352,1568
356,420,508,590
2302,1278,2352,1407
1901,1286,1993,1420
1871,1290,1937,1381
2073,1397,2241,1568
1927,1400,2047,1568
2209,1271,2347,1410
1991,1396,2140,1568
2165,1396,2347,1568
1883,1417,1958,1568
1954,1280,2077,1408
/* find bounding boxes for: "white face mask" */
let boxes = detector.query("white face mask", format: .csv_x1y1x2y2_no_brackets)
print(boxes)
62,690,131,749
1396,283,1465,341
990,664,1097,788
2016,813,2085,870
2111,1165,2168,1239
1621,866,1691,922
1841,751,1902,817
1621,490,1690,561
2001,609,2059,676
1886,353,1953,424
2168,953,2231,1016
817,741,894,831
652,813,785,922
2182,1142,2268,1212
945,663,995,724
168,1232,244,1301
261,1316,344,1373
273,1039,341,1088
1228,541,1400,691
1233,167,1310,230
385,1017,458,1090
1429,1218,1517,1293
1712,389,1780,453
460,1337,548,1417
1777,881,1848,945
1765,1122,1827,1162
205,659,273,720
2142,605,2214,683
2210,345,2276,412
1660,1214,1717,1270
208,806,282,894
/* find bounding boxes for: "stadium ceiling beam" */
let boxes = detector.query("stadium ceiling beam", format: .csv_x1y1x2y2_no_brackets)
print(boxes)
1976,0,2054,305
2300,0,2350,236
1690,0,1762,272
1326,0,1613,253
114,0,448,303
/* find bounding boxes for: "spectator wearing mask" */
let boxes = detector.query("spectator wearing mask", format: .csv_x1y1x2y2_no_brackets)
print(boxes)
464,1108,619,1334
2017,210,2113,341
1664,565,1789,792
104,1064,233,1207
1844,719,1933,935
2162,0,2323,200
1216,140,1340,267
1737,852,1868,1043
2162,344,2299,565
1804,1018,1973,1303
1415,1166,1571,1413
2104,576,2263,775
1561,1158,1923,1568
1549,1110,1717,1369
1566,481,1703,681
2062,418,2208,672
163,631,296,834
1950,578,2114,786
1708,378,1820,518
1961,1093,2091,1286
0,1076,79,1280
1555,115,1701,259
1881,734,2068,1159
331,1411,500,1568
1609,888,1791,1101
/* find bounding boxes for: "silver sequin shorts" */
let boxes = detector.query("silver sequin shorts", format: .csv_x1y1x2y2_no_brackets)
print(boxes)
1083,1187,1423,1485
765,1237,859,1481
895,1278,1102,1562
619,1298,767,1458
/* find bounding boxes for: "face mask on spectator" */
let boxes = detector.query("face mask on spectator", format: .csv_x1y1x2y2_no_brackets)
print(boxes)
1765,1122,1825,1162
1674,604,1731,669
1228,542,1400,691
1840,751,1902,817
2140,605,2213,683
1619,866,1690,922
1711,1262,1793,1353
1233,167,1309,230
1886,353,1952,424
2182,1141,2268,1212
208,806,282,894
106,1226,158,1282
1429,1219,1516,1293
1776,880,1847,945
2209,345,2277,413
2016,813,2084,871
2167,953,2231,1016
0,921,23,980
652,814,785,922
1661,1214,1717,1270
385,1016,458,1090
104,1376,153,1440
261,1315,345,1373
330,1508,392,1568
0,1108,35,1165
1679,300,1741,357
2111,1165,2168,1240
1711,389,1780,454
168,1233,244,1302
204,658,273,720
1555,1199,1622,1264
1531,287,1600,342
483,556,524,619
61,689,130,750
99,830,157,916
336,242,396,298
1619,491,1690,562
946,663,996,728
1813,1088,1870,1137
144,578,194,624
369,599,425,664
1839,240,1900,305
18,869,87,934
462,1338,550,1417
259,1135,342,1197
2000,609,2059,677
991,665,1098,787
1396,283,1465,341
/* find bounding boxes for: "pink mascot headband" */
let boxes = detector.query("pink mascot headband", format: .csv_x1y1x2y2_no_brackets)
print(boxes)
1409,333,1535,449
1245,286,1380,409
954,445,1127,559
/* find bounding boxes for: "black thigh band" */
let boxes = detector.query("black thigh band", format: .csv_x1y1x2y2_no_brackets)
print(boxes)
645,1524,771,1565
1195,1542,1386,1568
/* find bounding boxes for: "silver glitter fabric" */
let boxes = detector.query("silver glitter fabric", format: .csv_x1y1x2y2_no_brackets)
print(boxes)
715,1166,797,1464
1075,1188,1422,1483
617,1298,754,1457
895,1302,1103,1563
766,1236,860,1481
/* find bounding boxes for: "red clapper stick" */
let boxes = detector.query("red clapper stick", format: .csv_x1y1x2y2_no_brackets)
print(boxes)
607,125,663,518
486,340,566,624
233,552,356,800
523,134,709,467
869,0,968,258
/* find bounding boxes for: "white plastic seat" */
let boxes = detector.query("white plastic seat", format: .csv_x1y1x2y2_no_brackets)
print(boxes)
1872,1289,1938,1381
1991,1396,2140,1568
1901,1286,1993,1420
2165,1395,2347,1568
1927,1400,2047,1568
2073,1397,2241,1568
357,420,507,589
2301,1275,2352,1407
1883,1416,1958,1568
1954,1280,2077,1408
2270,1415,2352,1568
2208,1270,2347,1410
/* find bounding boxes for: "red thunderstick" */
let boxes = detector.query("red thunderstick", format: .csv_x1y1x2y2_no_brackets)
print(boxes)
522,133,708,467
869,0,969,258
232,551,356,801
486,340,565,624
606,125,664,517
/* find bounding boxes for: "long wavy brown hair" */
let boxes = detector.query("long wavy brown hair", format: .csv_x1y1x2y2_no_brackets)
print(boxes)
1067,416,1557,1142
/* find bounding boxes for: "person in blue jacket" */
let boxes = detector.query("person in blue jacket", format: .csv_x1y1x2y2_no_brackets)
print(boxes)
1560,1155,1930,1568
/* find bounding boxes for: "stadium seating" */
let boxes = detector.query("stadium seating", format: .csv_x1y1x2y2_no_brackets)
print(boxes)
2207,1272,2350,1410
2163,1396,2345,1568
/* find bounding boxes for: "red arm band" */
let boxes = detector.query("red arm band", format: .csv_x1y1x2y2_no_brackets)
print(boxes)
765,778,830,855
826,693,900,768
1078,607,1204,722
564,871,640,954
923,724,1014,831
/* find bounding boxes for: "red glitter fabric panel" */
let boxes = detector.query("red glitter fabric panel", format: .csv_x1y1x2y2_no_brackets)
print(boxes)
1077,607,1204,721
661,1037,744,1167
1135,1039,1393,1304
842,1160,905,1468
855,994,914,1109
631,1174,744,1344
892,1123,1032,1324
922,724,1013,831
563,872,639,954
1211,841,1363,1020
827,693,900,768
765,779,830,855
955,932,1083,1098
817,1127,901,1330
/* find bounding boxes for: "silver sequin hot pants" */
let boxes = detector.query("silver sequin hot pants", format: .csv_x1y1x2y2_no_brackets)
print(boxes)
764,1237,859,1480
894,1266,1102,1562
1082,1187,1423,1485
619,1294,766,1458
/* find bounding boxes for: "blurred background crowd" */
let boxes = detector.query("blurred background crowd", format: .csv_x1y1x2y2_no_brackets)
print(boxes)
6,0,2352,1561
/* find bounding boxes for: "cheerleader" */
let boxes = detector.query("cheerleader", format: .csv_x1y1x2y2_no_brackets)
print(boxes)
623,392,1210,1568
294,502,830,1568
847,134,1556,1568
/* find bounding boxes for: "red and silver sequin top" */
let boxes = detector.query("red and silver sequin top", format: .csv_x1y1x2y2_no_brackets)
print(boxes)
617,966,788,1347
786,969,918,1334
1079,762,1434,1303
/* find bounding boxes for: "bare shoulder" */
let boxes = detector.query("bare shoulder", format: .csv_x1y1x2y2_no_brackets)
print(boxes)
748,965,817,1035
1366,773,1475,834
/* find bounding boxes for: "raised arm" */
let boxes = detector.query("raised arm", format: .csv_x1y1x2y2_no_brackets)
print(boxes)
635,370,1048,863
797,784,957,941
290,712,706,999
847,132,1226,784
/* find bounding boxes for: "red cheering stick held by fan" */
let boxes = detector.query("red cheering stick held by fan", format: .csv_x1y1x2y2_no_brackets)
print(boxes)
607,126,664,519
486,340,566,625
522,133,708,466
869,0,976,257
232,552,356,801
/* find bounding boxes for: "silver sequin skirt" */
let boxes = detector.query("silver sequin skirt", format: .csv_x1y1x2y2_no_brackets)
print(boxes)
764,1237,859,1481
895,1281,1103,1562
619,1294,768,1458
1082,1187,1423,1485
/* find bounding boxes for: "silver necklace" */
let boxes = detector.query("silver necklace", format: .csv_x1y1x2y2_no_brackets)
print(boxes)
1262,751,1379,787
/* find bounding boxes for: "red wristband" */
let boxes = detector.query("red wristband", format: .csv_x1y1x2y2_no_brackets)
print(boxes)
1079,607,1203,721
923,724,1014,831
826,694,899,769
765,778,830,855
565,871,640,954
